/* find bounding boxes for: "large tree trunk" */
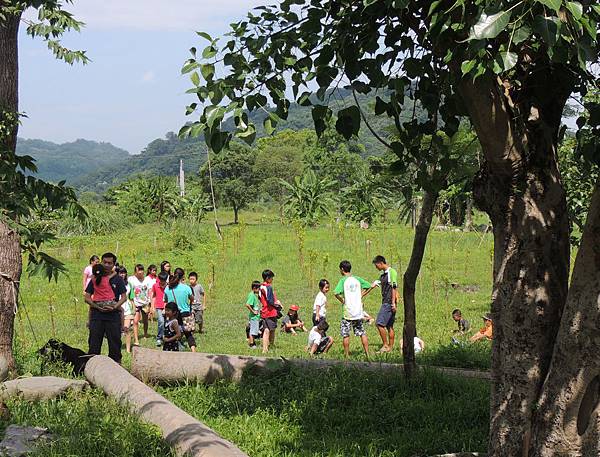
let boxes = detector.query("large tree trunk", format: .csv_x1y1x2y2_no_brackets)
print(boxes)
130,347,490,384
0,11,22,372
460,73,572,456
528,179,600,456
85,355,248,457
402,189,439,377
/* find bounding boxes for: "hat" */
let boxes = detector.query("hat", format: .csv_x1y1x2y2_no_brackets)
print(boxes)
482,313,493,321
289,305,299,311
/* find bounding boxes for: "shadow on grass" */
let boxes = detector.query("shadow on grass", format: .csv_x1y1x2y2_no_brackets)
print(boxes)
161,364,490,457
419,340,492,371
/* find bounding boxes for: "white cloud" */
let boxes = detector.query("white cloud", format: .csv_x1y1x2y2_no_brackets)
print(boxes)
141,70,156,83
49,0,273,31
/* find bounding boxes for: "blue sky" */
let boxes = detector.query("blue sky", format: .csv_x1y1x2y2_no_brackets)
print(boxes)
18,0,270,154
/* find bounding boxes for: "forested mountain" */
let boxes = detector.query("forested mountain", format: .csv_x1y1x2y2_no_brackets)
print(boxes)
23,90,423,194
16,138,129,183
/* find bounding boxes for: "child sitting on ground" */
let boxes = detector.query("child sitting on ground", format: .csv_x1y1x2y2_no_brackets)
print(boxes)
162,302,182,351
470,313,493,342
452,308,471,333
282,305,308,334
307,320,334,356
245,281,261,348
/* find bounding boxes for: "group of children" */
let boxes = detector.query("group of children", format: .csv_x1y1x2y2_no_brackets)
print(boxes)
451,308,494,342
83,255,206,354
243,256,422,357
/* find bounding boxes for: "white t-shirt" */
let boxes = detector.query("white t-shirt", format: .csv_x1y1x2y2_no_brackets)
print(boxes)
308,327,322,348
414,337,424,353
128,275,152,307
334,276,370,320
312,291,327,318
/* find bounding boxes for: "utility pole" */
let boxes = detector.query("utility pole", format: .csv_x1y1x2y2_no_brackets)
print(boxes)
179,159,185,197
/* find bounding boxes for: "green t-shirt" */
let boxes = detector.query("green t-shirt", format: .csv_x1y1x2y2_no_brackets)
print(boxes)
246,292,261,321
334,275,372,320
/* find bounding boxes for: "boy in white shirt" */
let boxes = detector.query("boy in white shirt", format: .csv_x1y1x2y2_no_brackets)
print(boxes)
333,260,377,358
312,279,330,325
307,320,334,356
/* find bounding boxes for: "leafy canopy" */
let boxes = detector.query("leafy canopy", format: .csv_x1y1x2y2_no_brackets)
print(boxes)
180,0,599,171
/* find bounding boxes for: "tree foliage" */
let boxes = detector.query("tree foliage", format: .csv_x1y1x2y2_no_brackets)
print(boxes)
280,169,336,226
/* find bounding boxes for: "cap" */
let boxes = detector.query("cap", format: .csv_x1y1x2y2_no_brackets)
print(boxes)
289,305,299,311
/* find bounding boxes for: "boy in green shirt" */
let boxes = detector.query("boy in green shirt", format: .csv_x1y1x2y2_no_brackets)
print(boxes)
245,281,261,348
372,255,399,353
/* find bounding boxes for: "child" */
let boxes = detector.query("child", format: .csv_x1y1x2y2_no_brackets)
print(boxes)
151,271,168,347
128,264,153,345
333,260,377,358
414,335,425,354
117,267,134,353
162,302,182,351
452,308,471,334
307,320,334,356
189,272,206,334
82,255,99,292
86,263,121,329
245,281,261,348
470,313,493,342
281,305,308,334
312,279,329,325
164,268,196,352
259,269,281,354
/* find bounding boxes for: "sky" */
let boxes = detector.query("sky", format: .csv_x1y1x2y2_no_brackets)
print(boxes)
18,0,270,154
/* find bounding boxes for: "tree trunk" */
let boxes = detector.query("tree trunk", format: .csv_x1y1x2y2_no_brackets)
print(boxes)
529,179,600,456
233,204,239,224
449,196,466,227
130,347,490,384
465,196,473,231
460,73,571,456
0,11,22,372
85,355,248,457
403,189,438,377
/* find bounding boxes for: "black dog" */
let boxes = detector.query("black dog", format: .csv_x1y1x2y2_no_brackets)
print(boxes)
38,339,93,376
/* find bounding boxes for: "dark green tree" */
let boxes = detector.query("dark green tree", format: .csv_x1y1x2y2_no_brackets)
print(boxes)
179,0,600,454
1,1,87,369
199,143,256,224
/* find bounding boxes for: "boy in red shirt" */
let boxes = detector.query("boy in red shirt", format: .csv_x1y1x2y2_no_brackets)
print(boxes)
151,271,168,347
259,269,281,353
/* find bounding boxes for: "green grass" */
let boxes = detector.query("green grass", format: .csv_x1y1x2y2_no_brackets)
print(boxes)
18,210,494,370
10,211,494,456
158,365,490,457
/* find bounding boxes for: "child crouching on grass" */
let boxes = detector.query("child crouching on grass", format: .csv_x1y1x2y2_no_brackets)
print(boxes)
282,305,308,334
307,320,334,356
245,281,261,348
162,302,182,352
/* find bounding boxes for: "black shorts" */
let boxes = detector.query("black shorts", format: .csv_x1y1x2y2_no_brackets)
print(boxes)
315,336,332,354
262,317,278,331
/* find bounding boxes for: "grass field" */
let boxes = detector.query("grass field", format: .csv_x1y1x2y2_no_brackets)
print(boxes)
9,210,494,456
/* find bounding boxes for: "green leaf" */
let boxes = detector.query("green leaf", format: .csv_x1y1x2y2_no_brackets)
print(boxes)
236,125,256,145
461,59,476,75
202,45,218,59
200,63,215,80
565,1,583,19
196,31,214,42
512,25,531,44
592,4,600,15
190,72,200,86
468,11,512,40
499,51,518,71
533,15,560,46
535,0,562,14
205,106,225,129
374,96,388,115
335,105,361,140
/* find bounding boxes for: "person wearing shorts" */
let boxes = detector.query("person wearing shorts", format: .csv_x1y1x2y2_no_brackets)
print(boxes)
372,255,399,353
333,260,376,358
245,281,261,348
259,269,281,354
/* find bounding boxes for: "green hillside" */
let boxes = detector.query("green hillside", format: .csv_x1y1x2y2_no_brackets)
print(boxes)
24,90,421,194
16,138,129,183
